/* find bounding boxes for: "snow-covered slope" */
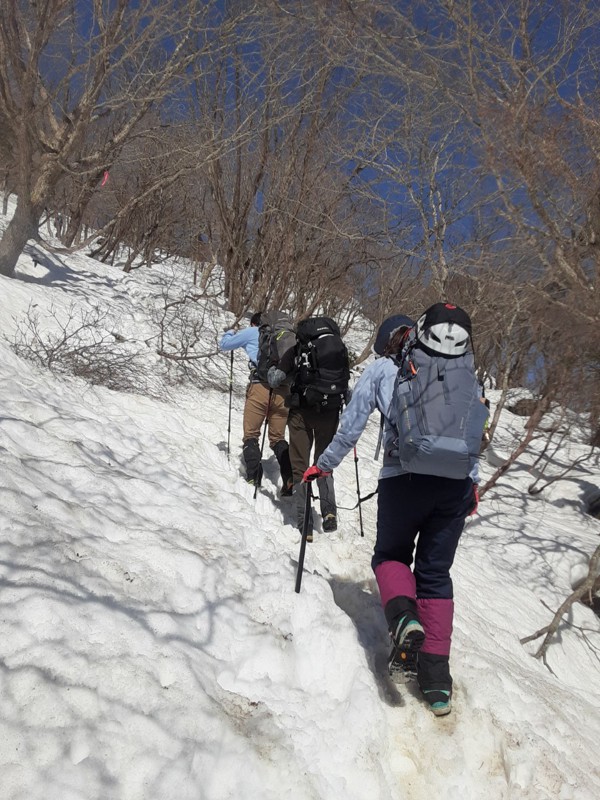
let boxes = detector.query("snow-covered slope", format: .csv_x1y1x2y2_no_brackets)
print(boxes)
0,202,599,800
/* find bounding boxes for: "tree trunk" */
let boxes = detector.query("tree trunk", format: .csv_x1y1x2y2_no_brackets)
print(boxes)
0,197,40,277
63,211,83,248
62,177,104,246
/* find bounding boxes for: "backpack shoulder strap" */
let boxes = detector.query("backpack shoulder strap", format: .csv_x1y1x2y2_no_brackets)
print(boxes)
391,336,418,381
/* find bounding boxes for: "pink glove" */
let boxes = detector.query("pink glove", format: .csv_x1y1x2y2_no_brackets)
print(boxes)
303,465,331,482
469,485,480,516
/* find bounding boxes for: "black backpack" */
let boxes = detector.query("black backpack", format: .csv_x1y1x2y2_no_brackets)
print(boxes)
293,317,350,409
255,311,297,384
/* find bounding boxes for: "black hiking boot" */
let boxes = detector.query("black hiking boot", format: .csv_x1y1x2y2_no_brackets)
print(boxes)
387,610,425,681
421,688,452,716
243,438,261,483
246,464,263,487
273,440,293,492
384,597,425,682
280,478,294,497
418,653,453,716
322,513,337,532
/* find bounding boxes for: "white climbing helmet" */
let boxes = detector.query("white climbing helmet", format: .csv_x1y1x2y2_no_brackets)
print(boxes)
415,302,472,357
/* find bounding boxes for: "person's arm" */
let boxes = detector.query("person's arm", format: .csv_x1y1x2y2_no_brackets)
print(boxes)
267,341,297,387
469,462,480,484
277,342,297,375
317,360,386,472
219,328,254,352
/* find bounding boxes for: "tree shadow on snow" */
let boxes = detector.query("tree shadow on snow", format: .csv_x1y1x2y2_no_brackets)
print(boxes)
17,246,120,292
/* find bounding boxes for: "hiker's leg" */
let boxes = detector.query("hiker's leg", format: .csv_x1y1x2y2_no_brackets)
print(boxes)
288,408,314,531
414,476,473,658
243,382,268,442
313,407,340,519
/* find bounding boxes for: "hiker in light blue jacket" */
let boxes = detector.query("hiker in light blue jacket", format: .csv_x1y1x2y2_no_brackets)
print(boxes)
220,312,293,491
304,306,484,717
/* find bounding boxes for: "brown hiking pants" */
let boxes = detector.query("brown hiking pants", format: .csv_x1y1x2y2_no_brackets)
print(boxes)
243,381,290,447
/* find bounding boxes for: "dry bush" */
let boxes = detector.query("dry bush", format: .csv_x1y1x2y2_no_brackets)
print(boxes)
148,269,230,390
11,303,155,396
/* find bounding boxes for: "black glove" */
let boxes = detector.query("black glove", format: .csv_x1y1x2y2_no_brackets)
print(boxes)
267,366,286,388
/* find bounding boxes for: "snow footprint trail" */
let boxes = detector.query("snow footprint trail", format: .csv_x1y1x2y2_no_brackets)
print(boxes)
381,695,511,800
198,387,600,800
321,563,517,799
234,483,507,799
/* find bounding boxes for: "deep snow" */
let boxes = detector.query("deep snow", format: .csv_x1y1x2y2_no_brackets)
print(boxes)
0,199,599,800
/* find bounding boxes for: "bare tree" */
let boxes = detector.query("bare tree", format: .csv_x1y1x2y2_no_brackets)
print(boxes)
185,2,382,321
0,0,238,277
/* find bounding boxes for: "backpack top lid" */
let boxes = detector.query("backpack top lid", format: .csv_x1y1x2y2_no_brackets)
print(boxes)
260,309,293,330
374,314,414,356
296,316,340,344
415,302,471,358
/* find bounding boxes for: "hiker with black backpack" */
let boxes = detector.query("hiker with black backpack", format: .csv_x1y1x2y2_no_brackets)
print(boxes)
220,311,294,494
286,317,351,542
303,304,489,717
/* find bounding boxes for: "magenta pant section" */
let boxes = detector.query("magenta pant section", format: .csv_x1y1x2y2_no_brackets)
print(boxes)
374,561,416,607
417,597,454,656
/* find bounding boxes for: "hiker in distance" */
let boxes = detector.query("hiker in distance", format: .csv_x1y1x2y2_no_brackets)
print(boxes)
303,304,489,717
285,316,351,541
220,312,294,494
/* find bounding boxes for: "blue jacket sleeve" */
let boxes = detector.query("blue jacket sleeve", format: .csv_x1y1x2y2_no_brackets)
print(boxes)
317,360,387,473
219,328,259,365
469,461,480,484
220,329,249,351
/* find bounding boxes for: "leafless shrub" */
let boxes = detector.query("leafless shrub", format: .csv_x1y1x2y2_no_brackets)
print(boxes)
11,303,155,396
149,271,229,390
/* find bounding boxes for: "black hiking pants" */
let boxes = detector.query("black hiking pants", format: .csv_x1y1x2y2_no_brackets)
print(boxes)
288,405,339,532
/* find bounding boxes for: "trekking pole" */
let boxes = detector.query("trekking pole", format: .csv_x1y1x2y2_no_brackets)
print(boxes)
295,482,312,593
253,389,273,500
373,414,384,461
353,446,364,537
226,351,234,462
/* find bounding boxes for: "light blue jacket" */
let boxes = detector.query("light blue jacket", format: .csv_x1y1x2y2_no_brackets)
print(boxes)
317,357,480,483
220,326,259,365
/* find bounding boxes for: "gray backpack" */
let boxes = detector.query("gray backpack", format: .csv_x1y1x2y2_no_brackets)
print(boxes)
391,332,489,479
255,311,296,384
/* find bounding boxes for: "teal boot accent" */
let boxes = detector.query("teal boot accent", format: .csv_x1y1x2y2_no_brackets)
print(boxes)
388,612,425,680
422,688,452,716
